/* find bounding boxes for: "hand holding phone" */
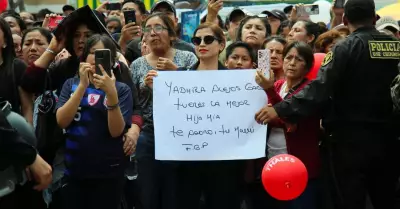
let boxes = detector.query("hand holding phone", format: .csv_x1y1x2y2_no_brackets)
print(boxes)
95,49,112,76
106,2,121,11
124,10,136,25
258,49,271,79
303,4,319,15
48,16,64,30
333,0,346,8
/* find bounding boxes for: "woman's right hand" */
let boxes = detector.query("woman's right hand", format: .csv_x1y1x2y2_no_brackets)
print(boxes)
144,70,158,89
79,63,91,88
42,13,58,29
255,70,275,90
48,36,66,55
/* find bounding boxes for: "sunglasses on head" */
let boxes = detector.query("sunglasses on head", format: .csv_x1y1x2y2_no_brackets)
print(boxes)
191,35,220,46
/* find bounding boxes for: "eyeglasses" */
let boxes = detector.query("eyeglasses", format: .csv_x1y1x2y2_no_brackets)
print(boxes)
191,35,220,46
143,25,168,34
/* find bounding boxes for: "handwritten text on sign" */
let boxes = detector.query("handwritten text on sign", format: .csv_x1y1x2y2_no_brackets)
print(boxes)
153,70,268,161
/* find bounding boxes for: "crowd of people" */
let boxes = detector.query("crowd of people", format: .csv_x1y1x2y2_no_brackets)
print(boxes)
0,0,400,209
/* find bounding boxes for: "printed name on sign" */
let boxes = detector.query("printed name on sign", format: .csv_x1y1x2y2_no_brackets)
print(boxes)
152,70,268,161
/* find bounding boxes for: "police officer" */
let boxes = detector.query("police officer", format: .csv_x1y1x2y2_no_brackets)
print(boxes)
254,0,400,209
0,104,52,208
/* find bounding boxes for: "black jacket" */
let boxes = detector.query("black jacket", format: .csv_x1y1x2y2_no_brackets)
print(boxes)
274,26,400,132
0,110,37,170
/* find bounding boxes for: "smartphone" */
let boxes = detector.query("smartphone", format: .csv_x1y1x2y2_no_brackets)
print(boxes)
95,49,112,76
333,0,346,8
48,16,64,30
304,4,319,15
107,2,121,11
258,49,270,79
124,10,136,24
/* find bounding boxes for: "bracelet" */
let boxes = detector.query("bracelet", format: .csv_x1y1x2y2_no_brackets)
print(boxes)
106,103,119,110
46,48,56,55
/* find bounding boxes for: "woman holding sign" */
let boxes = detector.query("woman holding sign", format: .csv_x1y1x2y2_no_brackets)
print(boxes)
254,41,320,209
134,13,197,209
174,23,242,209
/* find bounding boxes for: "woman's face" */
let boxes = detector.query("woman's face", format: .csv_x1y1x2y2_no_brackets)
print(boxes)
5,16,21,35
241,18,267,49
283,47,308,80
287,21,312,44
225,47,253,69
107,20,120,34
85,40,105,84
193,28,224,61
265,40,284,71
73,24,93,57
144,16,172,52
12,34,22,59
22,30,49,64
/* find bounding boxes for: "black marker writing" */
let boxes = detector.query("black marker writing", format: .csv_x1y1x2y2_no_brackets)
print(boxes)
226,100,250,108
165,81,207,96
206,114,220,122
211,85,241,94
187,129,214,138
186,114,202,124
174,98,206,110
218,125,230,135
210,101,220,107
170,126,184,138
245,83,263,91
234,126,255,139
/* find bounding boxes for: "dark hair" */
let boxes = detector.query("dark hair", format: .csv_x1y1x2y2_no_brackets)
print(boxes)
194,23,226,46
314,30,342,53
295,20,321,47
0,13,27,33
81,34,117,64
226,41,256,62
283,41,314,72
62,5,75,12
317,22,328,34
277,19,290,34
143,13,177,40
263,36,287,49
236,16,271,44
122,0,147,15
0,18,17,75
201,15,224,29
21,27,52,45
37,9,54,19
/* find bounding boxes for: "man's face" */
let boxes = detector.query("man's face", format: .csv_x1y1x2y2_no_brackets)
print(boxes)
228,15,244,40
268,16,281,35
153,5,176,26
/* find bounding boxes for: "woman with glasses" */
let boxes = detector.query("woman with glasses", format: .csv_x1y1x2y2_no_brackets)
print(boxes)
130,13,197,209
175,22,241,209
254,41,320,209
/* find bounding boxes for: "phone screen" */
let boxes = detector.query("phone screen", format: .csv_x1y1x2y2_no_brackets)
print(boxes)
334,0,346,8
304,4,319,15
48,16,64,30
107,3,121,11
95,49,112,76
124,10,136,24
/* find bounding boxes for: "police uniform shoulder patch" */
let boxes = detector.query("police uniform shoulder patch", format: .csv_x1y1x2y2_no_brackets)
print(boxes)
368,41,400,59
322,51,333,67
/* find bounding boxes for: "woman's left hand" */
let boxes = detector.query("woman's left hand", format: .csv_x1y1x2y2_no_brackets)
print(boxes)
93,64,117,96
255,70,275,90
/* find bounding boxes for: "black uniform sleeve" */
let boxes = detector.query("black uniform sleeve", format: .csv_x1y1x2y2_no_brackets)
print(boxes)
273,41,351,123
0,111,37,170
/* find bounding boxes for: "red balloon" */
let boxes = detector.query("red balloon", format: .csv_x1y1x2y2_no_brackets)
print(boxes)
261,154,308,201
306,53,326,80
0,0,7,13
